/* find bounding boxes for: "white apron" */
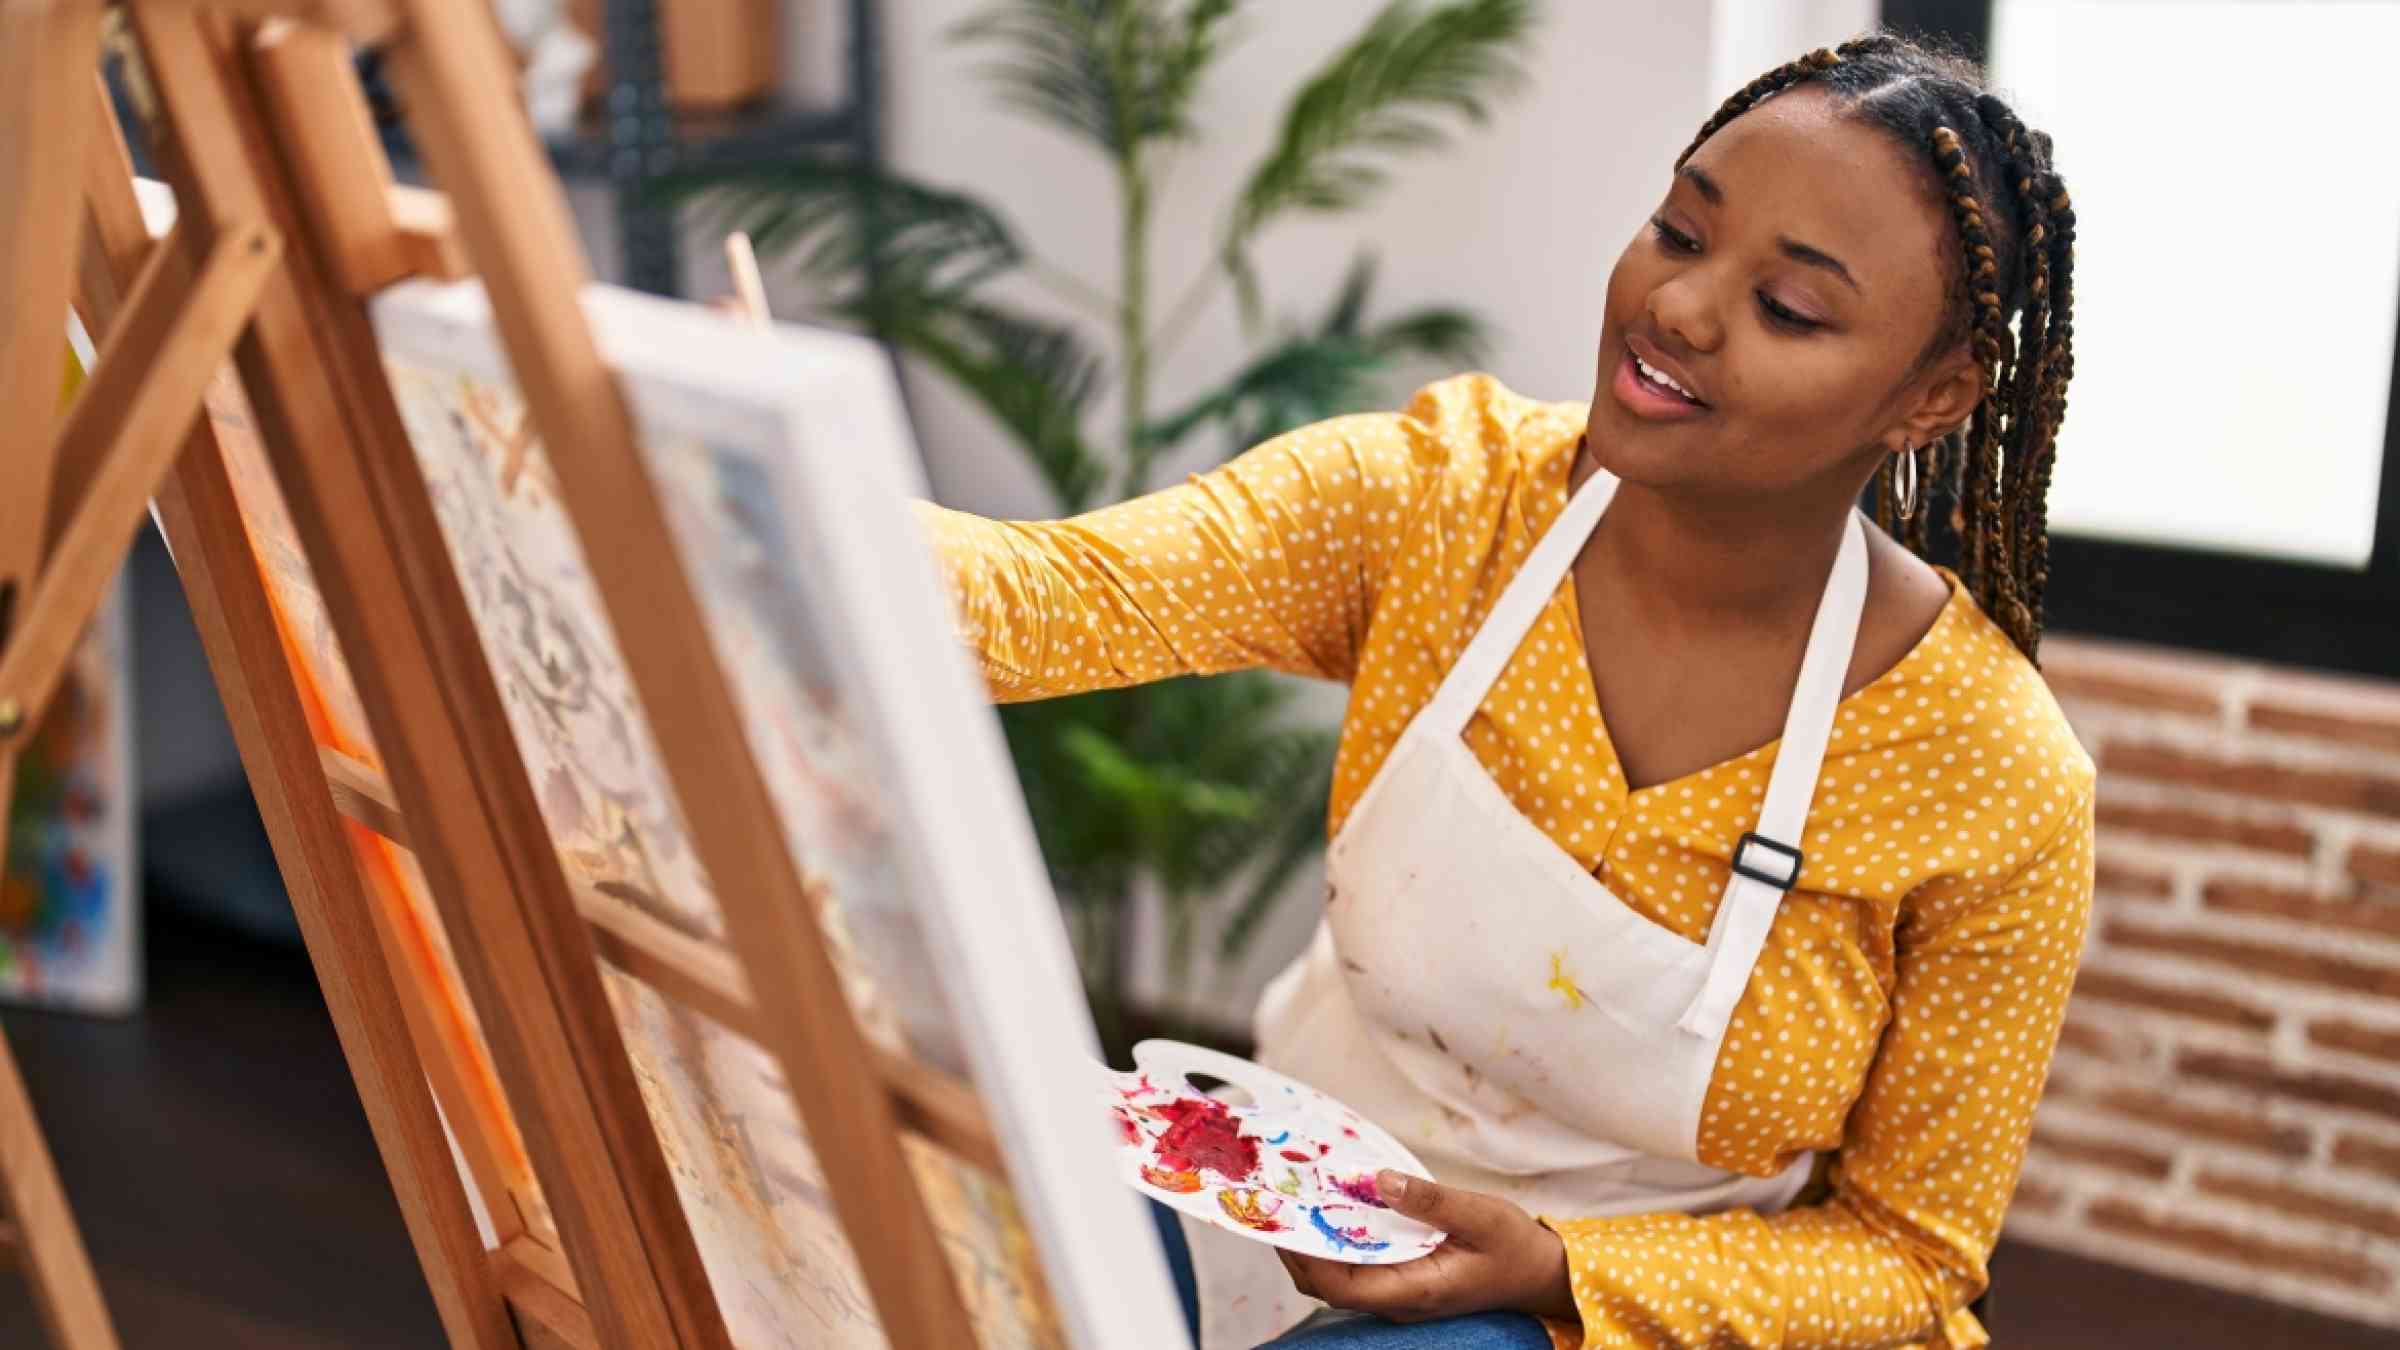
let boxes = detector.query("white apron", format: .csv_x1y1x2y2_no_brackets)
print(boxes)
1183,466,1870,1348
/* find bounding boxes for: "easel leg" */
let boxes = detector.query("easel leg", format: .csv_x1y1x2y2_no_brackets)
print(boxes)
0,0,104,824
0,7,127,1341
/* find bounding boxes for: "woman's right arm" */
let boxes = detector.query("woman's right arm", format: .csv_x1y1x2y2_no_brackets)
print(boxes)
914,408,1438,702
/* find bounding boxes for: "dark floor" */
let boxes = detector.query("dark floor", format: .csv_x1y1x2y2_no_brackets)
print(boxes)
0,912,2389,1348
0,912,443,1349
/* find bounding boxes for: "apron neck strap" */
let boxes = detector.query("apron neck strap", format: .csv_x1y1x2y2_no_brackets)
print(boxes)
1676,511,1870,1040
1420,466,1619,737
1747,512,1869,861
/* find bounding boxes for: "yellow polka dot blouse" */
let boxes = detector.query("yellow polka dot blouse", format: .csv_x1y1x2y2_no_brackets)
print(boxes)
917,375,2097,1349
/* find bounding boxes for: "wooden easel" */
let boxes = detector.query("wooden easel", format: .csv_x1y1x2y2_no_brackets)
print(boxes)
3,0,1043,1345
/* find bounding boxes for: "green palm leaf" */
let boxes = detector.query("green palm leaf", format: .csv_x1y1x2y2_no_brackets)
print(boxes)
1148,250,1492,453
1142,334,1383,450
1002,694,1142,902
1315,251,1489,368
955,0,1240,153
1120,674,1336,987
879,298,1112,513
673,161,1024,307
1214,736,1336,962
1152,0,1240,136
1224,0,1533,319
1370,305,1487,366
1318,249,1383,338
668,161,1111,512
953,0,1123,150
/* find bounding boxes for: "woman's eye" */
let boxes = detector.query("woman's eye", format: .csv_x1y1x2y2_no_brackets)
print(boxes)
1758,292,1821,332
1650,218,1698,254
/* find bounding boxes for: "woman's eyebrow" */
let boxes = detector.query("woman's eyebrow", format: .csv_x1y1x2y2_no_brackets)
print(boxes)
1780,238,1860,292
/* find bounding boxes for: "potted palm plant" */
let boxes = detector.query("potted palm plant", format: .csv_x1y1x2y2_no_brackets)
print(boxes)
684,0,1536,1053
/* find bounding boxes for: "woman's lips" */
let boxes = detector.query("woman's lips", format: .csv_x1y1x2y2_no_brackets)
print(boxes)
1611,348,1709,421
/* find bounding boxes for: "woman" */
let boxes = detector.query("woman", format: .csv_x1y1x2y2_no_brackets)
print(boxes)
920,33,2089,1350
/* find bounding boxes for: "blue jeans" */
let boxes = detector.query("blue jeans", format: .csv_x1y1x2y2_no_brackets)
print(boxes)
1150,1202,1553,1348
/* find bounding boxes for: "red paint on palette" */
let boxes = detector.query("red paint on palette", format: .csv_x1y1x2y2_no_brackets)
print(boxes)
1279,1149,1312,1164
1152,1096,1260,1182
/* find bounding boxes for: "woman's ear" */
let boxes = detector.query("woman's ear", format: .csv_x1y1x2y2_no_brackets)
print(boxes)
1898,345,1986,450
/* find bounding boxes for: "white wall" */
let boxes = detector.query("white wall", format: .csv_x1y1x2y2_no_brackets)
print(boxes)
652,0,1878,1029
1712,0,1878,102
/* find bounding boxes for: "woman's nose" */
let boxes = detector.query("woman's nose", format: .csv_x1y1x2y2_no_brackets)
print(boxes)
1645,274,1724,355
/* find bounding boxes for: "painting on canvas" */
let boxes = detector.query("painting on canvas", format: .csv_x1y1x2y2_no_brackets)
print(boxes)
1,333,140,1015
367,277,1186,1349
0,569,137,1016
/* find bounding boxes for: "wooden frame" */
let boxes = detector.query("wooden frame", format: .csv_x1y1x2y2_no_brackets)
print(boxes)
4,0,1185,1346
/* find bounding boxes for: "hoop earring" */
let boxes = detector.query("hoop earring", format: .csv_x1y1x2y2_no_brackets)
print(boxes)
1894,442,1921,521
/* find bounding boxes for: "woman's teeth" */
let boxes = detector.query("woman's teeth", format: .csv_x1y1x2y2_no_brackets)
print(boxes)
1634,355,1697,403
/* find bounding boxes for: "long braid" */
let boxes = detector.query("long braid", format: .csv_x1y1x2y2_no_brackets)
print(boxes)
2025,180,2077,644
1984,103,2056,651
1933,125,2017,626
1680,33,2077,662
1967,94,2076,659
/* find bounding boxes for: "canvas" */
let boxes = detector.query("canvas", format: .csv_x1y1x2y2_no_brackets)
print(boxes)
1,333,140,1016
0,568,137,1016
363,277,1185,1348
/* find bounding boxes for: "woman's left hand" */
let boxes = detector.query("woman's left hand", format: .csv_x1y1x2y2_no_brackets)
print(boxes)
1274,1170,1578,1324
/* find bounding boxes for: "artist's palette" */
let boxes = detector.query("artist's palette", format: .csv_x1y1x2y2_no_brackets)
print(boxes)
1101,1040,1443,1265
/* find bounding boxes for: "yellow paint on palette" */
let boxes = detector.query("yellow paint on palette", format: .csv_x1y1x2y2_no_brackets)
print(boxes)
1547,950,1587,1011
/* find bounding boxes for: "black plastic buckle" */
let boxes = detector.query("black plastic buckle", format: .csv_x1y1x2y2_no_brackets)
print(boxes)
1732,831,1803,890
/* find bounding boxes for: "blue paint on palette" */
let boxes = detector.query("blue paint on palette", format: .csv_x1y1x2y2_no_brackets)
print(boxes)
1307,1206,1390,1255
1265,1130,1290,1145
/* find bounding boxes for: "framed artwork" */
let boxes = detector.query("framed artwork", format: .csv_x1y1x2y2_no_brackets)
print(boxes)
365,277,1185,1348
2,330,141,1016
0,564,138,1017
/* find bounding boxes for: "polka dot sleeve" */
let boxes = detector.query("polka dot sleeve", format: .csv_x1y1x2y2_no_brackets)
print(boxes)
1538,782,2096,1350
912,410,1441,700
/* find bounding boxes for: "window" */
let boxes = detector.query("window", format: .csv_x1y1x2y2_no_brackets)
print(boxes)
1993,1,2396,568
1885,0,2400,676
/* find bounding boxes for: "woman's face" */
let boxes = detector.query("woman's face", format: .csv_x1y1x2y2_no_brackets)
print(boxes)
1586,87,1982,502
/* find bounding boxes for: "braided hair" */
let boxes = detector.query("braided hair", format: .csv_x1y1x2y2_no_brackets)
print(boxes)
1677,33,2077,661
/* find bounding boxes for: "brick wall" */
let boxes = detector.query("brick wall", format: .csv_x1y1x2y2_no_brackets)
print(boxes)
2006,635,2400,1329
